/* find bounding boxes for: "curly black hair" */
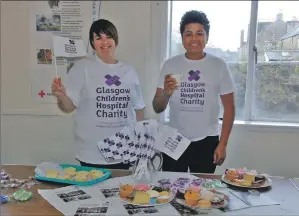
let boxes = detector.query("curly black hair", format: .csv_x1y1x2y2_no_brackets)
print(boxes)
180,10,210,37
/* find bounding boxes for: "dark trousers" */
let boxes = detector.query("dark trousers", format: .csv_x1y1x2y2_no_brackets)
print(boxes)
162,136,219,173
79,161,131,170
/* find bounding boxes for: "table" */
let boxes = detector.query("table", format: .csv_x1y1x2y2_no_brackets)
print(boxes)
290,178,299,191
1,165,299,215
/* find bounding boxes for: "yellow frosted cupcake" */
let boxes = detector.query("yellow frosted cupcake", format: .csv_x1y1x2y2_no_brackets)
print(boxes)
157,195,170,204
64,167,77,176
57,174,73,180
76,171,89,176
90,170,104,179
243,172,256,182
75,174,89,182
46,170,59,178
159,191,169,197
198,200,212,208
132,191,150,204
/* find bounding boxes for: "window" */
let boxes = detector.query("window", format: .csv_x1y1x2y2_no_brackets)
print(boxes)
162,1,299,124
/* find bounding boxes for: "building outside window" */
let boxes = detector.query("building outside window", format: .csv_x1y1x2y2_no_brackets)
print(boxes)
162,1,299,124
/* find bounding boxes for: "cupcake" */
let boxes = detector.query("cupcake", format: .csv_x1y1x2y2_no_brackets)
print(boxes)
89,170,104,179
173,181,188,191
184,190,200,206
200,190,216,201
176,177,190,184
75,174,89,182
225,169,239,181
232,179,244,185
243,172,256,183
188,186,201,192
146,190,160,204
120,184,134,198
198,200,212,208
76,171,90,176
157,195,170,204
190,178,203,187
63,167,77,176
158,179,171,184
57,174,72,180
236,168,247,175
135,184,150,191
159,191,169,197
240,180,252,187
132,191,150,204
46,170,59,178
157,179,172,189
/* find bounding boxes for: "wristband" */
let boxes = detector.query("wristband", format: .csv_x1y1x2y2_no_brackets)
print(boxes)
162,89,170,98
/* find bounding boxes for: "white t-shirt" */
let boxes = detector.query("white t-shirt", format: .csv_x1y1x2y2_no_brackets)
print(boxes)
157,53,236,141
64,55,145,164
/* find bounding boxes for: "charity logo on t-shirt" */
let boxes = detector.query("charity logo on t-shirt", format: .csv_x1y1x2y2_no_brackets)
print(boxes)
179,70,206,112
95,74,131,127
104,74,121,86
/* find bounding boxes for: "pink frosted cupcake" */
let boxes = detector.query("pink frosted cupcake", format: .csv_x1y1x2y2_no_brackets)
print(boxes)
188,186,201,192
134,184,150,191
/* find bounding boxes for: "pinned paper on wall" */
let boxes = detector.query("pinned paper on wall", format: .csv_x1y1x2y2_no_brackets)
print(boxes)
30,1,101,105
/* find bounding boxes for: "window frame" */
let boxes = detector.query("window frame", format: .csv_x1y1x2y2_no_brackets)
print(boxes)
156,0,299,127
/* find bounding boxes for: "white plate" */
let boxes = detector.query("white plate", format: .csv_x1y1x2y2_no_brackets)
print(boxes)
120,191,175,207
175,198,229,210
175,189,229,210
221,175,272,189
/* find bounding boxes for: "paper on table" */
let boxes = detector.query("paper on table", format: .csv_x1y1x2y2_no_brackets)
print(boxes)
38,185,105,215
229,191,280,207
37,172,206,216
74,202,110,216
98,187,120,200
155,125,191,161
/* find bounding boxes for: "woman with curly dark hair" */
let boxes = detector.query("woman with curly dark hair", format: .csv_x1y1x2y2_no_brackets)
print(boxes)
153,10,236,173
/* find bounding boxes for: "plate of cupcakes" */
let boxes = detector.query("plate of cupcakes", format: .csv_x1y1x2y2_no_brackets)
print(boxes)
174,186,229,209
222,168,272,189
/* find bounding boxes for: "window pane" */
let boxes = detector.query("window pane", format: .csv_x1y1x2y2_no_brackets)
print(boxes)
253,1,299,122
170,1,251,120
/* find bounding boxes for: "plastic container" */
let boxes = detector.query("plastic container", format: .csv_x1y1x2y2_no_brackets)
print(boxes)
35,164,111,186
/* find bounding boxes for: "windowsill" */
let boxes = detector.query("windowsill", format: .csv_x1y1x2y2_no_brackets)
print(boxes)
231,120,299,130
163,119,299,132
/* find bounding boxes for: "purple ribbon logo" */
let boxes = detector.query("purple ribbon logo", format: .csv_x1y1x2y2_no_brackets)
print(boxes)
188,70,200,81
104,74,121,86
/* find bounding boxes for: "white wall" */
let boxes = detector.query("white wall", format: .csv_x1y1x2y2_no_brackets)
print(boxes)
1,1,299,178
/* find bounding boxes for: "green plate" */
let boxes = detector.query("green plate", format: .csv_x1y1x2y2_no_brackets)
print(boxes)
35,164,111,186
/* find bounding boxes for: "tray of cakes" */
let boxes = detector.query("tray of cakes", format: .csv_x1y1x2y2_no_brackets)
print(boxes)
174,186,229,209
34,162,111,186
222,168,272,188
119,184,175,206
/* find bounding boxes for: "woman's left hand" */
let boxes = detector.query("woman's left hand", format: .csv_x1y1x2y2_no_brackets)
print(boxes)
213,144,226,165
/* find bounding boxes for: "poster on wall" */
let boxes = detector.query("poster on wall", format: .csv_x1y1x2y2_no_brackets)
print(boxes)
29,0,101,104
